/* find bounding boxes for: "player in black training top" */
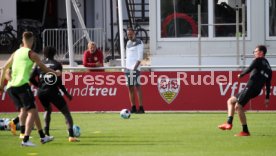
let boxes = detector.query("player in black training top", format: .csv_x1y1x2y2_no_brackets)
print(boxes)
30,46,79,142
218,45,272,136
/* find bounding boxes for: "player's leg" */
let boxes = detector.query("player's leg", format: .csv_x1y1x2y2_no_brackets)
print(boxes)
233,88,254,136
234,103,250,136
8,116,19,135
60,106,79,142
11,116,19,125
20,84,53,146
218,96,236,130
43,106,52,136
22,107,52,146
51,93,79,142
136,85,144,113
60,106,73,134
125,69,137,113
235,103,247,125
38,93,52,136
134,70,145,113
226,96,237,126
19,108,27,138
227,96,237,118
7,88,25,136
128,86,137,113
32,107,54,143
23,108,36,146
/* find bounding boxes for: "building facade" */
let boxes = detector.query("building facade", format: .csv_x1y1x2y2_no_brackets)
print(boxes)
1,0,275,67
149,0,276,67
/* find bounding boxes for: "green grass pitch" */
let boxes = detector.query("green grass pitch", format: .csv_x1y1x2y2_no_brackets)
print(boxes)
0,112,276,156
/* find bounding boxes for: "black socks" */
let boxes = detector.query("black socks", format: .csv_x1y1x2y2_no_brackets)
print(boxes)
68,128,74,137
38,130,46,138
242,125,249,133
20,126,25,134
227,116,233,124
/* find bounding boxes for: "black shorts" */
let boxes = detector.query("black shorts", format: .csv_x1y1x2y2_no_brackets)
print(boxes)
235,87,261,106
125,69,141,86
38,90,67,111
7,84,36,111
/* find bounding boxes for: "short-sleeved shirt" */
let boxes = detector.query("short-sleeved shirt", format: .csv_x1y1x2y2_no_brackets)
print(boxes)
125,38,144,70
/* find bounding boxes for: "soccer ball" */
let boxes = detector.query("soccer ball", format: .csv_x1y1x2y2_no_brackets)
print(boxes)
0,118,10,130
0,118,5,130
73,125,81,137
3,118,11,130
120,109,131,119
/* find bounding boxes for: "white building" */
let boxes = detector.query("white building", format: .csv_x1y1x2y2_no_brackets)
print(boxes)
1,0,275,67
149,0,276,67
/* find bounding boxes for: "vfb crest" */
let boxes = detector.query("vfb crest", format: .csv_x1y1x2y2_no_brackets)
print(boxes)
158,78,180,104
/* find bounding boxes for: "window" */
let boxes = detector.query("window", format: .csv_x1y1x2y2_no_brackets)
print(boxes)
268,0,276,37
160,0,208,38
159,0,248,39
214,0,247,37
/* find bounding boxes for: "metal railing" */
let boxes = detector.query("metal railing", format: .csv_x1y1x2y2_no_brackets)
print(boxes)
42,28,105,61
2,65,276,71
62,65,276,71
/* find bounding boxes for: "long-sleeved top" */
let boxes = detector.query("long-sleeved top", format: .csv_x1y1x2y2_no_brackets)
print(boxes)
82,49,104,72
239,57,272,99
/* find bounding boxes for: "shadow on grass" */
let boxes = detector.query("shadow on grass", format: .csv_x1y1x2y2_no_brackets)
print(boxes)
253,134,276,137
77,137,185,146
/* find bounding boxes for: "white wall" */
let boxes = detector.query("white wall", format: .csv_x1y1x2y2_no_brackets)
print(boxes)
0,0,17,30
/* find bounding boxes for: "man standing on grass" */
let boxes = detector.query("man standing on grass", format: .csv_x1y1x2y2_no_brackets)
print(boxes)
218,45,272,136
125,27,145,114
0,32,59,146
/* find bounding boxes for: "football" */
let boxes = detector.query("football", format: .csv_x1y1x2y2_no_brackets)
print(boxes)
0,118,6,130
120,109,131,119
0,118,11,130
73,125,81,137
3,118,11,130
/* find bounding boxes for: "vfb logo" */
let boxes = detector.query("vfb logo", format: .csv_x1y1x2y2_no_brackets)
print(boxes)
158,78,180,104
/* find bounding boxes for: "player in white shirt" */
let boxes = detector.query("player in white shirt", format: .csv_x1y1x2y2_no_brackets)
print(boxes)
125,27,145,113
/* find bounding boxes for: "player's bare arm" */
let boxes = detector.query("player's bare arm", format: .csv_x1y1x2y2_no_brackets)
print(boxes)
0,53,14,93
5,68,12,81
29,51,61,76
